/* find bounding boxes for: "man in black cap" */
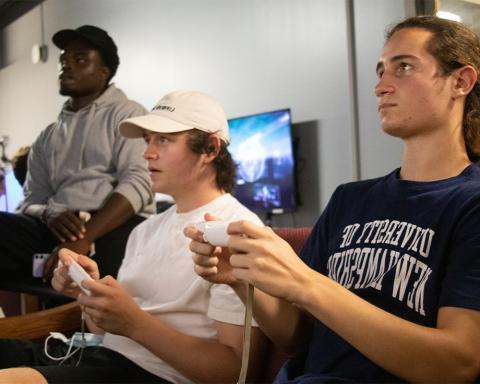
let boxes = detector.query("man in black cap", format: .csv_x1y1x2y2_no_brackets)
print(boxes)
0,25,154,284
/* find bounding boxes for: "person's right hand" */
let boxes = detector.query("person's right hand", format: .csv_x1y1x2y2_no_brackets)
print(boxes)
46,210,86,242
185,213,238,286
51,248,99,298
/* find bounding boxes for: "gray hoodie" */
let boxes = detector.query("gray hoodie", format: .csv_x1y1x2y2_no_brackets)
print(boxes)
19,84,154,217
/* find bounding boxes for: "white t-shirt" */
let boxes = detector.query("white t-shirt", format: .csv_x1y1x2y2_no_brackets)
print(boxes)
102,193,262,383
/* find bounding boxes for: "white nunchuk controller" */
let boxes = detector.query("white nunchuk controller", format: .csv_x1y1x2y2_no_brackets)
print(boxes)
195,221,230,247
68,258,93,295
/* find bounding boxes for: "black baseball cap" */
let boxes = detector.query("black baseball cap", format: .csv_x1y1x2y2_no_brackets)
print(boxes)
52,25,120,79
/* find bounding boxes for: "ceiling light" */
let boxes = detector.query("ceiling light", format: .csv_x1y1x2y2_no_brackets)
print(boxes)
437,11,462,22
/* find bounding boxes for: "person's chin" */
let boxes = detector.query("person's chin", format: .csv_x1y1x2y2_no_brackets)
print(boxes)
380,118,400,133
152,184,170,195
149,171,161,181
151,175,165,189
59,86,77,97
381,124,406,138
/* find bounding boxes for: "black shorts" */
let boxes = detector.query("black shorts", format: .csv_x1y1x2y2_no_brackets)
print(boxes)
0,339,171,383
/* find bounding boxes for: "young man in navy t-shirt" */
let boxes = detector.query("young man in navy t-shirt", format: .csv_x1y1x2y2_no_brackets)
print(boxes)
188,16,480,382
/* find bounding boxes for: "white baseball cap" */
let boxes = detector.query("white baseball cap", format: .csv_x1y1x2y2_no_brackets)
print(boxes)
119,90,230,144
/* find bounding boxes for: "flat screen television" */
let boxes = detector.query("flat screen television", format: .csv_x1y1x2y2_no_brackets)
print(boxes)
0,167,23,213
228,108,296,214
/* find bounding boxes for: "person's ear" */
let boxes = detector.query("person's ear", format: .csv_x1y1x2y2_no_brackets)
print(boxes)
204,135,221,163
103,66,111,82
452,65,477,99
98,64,111,86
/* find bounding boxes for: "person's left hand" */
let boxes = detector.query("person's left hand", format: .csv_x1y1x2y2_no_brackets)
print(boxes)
42,238,93,280
78,276,145,338
46,210,87,242
51,248,100,298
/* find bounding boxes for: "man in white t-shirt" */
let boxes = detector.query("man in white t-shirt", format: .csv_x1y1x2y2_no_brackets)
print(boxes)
0,90,267,384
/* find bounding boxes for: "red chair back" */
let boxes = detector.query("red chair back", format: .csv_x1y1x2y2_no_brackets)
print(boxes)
261,226,313,382
273,226,312,254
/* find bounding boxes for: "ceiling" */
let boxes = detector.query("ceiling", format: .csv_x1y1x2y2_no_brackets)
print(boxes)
0,0,43,30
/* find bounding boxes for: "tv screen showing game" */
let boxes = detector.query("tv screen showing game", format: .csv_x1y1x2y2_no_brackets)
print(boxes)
228,108,296,214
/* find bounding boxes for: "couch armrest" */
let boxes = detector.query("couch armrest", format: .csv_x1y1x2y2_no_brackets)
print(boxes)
0,301,81,340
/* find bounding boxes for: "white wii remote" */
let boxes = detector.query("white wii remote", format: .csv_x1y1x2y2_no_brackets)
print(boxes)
195,221,230,247
68,258,93,295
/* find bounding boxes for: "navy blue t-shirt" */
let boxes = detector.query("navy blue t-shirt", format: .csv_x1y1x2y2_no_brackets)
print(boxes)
275,164,480,383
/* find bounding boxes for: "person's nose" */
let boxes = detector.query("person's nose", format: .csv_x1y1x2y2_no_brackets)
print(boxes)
60,57,73,73
143,141,158,161
374,74,395,97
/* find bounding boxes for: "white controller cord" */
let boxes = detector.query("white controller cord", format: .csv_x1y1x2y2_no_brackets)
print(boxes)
237,283,254,384
44,311,87,366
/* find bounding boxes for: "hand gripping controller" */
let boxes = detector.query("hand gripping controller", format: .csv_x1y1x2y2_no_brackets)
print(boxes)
68,258,93,295
195,221,254,384
194,220,252,383
195,221,230,247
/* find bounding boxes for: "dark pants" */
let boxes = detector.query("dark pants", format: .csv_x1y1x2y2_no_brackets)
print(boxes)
0,212,145,278
0,339,170,383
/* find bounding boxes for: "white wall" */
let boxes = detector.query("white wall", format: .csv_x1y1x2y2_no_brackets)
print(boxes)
0,0,405,226
354,0,405,179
